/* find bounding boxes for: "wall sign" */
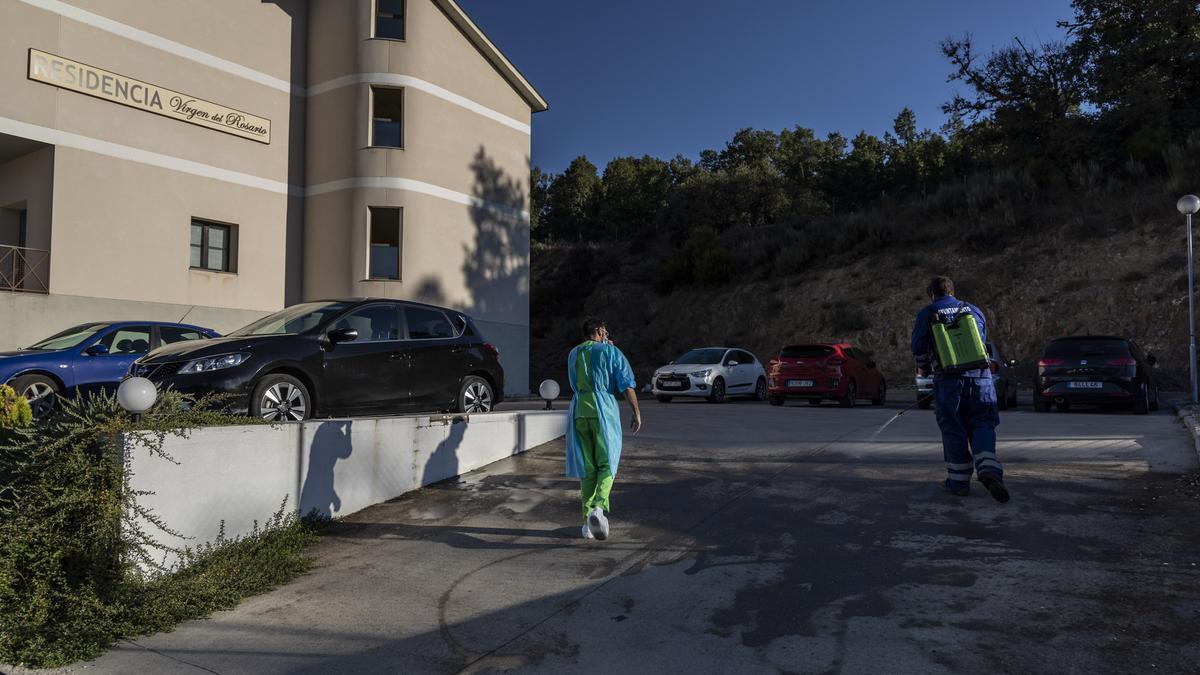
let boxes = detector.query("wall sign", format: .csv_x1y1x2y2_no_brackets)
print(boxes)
27,49,271,144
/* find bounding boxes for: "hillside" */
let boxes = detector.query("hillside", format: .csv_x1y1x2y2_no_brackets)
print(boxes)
530,179,1195,395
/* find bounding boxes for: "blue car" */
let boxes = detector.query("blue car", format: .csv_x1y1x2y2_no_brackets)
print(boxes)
0,321,219,417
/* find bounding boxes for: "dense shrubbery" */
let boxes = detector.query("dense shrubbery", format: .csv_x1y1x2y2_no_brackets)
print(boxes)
0,392,319,668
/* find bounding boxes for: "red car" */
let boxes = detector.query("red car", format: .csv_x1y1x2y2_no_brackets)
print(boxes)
767,343,886,407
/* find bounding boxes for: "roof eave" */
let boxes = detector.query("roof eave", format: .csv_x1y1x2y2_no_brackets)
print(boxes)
434,0,549,113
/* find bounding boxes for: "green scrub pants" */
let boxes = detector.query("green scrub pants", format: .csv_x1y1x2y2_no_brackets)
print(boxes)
575,417,614,516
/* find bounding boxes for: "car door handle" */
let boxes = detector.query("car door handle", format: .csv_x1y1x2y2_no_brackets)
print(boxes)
450,346,466,354
390,352,410,360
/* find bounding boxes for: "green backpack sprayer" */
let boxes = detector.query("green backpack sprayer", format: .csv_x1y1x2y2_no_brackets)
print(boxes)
929,303,989,374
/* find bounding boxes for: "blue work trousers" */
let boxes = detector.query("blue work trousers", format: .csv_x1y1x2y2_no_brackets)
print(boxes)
933,376,1002,489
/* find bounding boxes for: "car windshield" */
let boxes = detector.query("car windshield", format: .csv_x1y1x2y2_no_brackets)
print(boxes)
1045,338,1129,358
673,349,726,365
781,345,834,358
27,323,110,350
228,302,351,336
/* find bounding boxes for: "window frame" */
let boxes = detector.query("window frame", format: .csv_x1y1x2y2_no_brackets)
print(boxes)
368,86,404,149
190,218,237,274
366,206,403,281
402,305,458,341
370,0,407,42
330,302,404,343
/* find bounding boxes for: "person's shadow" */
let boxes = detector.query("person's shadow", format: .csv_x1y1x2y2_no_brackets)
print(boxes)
421,419,465,487
300,421,354,518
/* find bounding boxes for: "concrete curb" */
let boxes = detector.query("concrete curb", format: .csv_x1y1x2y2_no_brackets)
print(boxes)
1173,403,1200,468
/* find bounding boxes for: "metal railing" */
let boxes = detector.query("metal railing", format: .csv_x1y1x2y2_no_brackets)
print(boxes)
0,244,49,293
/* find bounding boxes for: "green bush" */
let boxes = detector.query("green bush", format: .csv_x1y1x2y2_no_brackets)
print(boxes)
0,385,31,431
0,391,317,668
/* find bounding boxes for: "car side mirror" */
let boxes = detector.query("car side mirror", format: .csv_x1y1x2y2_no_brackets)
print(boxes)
328,328,359,344
728,361,739,367
1008,359,1019,367
85,344,109,356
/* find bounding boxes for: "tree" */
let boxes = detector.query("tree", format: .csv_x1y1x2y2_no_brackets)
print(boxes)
941,35,1087,168
529,166,551,240
598,155,672,240
1063,0,1200,161
544,156,601,242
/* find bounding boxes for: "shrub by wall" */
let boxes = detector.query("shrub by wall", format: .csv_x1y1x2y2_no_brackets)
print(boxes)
0,391,319,668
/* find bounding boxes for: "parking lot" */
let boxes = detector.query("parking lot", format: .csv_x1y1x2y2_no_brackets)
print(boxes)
67,398,1200,674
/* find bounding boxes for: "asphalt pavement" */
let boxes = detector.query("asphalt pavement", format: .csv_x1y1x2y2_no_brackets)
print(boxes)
45,397,1200,674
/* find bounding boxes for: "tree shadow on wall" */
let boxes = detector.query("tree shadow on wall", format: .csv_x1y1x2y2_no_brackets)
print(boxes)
464,147,530,327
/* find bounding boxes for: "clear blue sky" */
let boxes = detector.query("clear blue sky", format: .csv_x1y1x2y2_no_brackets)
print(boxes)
457,0,1075,174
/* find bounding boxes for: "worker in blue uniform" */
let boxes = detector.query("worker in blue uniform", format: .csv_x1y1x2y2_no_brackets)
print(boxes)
910,276,1011,503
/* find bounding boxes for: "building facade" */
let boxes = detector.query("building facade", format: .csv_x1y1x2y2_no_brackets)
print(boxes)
0,0,545,394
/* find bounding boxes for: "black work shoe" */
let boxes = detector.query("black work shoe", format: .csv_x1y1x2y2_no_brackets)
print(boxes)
940,479,969,497
978,473,1010,504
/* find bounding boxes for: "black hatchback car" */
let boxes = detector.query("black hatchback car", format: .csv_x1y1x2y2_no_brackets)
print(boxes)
1034,336,1159,414
130,299,504,421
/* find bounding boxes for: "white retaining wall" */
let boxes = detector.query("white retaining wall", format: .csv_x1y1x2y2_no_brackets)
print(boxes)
124,410,566,565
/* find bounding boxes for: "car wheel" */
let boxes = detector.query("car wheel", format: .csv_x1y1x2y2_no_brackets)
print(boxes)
997,383,1009,411
838,381,857,408
808,399,822,406
11,373,59,419
769,395,785,406
753,377,768,401
251,374,311,422
1133,383,1150,415
656,395,673,403
1057,401,1072,412
871,380,887,406
1008,387,1019,409
1149,384,1160,412
707,377,726,404
458,376,495,414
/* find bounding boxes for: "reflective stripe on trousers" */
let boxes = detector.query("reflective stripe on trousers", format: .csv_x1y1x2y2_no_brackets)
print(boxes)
933,375,1002,488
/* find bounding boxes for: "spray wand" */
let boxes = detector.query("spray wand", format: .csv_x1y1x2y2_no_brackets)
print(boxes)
870,392,936,440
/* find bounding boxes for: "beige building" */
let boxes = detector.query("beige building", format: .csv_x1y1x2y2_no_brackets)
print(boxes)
0,0,546,394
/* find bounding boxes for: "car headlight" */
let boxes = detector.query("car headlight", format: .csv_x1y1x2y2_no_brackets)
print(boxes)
178,353,249,374
690,369,711,378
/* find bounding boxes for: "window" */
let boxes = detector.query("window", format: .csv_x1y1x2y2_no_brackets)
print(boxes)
405,306,454,339
781,345,834,358
371,87,403,148
98,326,152,355
190,220,235,272
332,304,401,342
368,207,402,280
373,0,405,40
160,327,206,345
229,301,352,337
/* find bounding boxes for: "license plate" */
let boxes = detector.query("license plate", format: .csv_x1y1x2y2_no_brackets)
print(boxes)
787,379,815,388
660,381,684,389
1068,381,1103,389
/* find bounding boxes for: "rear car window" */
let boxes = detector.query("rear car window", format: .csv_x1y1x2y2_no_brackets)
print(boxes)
1045,339,1130,358
781,345,834,358
405,307,455,339
161,327,207,345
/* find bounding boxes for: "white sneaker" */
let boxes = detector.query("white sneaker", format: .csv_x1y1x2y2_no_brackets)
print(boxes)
581,524,594,540
587,507,609,541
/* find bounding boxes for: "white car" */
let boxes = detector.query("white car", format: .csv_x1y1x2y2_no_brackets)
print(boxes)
652,347,768,403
